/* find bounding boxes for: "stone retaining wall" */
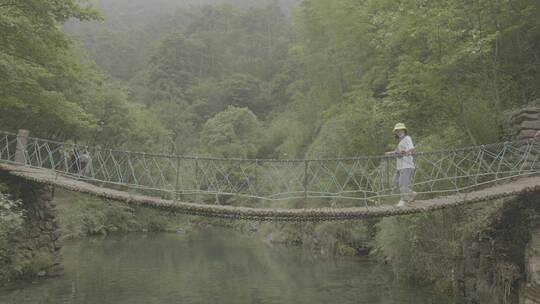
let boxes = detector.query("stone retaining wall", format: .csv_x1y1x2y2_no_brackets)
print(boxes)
0,171,63,278
521,224,540,304
511,107,540,140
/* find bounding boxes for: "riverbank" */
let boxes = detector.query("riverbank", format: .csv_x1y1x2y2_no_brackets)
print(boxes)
2,186,539,304
0,186,196,284
0,231,450,304
372,193,540,303
220,194,540,303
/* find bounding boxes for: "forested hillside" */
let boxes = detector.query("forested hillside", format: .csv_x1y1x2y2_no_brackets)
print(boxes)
0,0,167,151
61,0,540,160
64,0,300,156
5,0,538,158
2,0,540,163
2,1,540,299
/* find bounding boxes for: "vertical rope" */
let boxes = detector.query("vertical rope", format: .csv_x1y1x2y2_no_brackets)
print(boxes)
303,159,309,200
175,156,180,201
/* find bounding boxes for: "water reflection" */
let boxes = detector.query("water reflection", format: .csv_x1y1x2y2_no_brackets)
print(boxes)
0,230,447,304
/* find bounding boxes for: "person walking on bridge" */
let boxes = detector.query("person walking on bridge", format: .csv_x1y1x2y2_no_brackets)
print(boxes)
385,123,416,207
78,150,92,177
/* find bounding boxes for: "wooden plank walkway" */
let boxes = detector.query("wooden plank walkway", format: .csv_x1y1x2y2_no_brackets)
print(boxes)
1,163,539,221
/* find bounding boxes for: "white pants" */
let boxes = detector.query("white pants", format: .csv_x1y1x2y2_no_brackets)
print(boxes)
394,168,414,201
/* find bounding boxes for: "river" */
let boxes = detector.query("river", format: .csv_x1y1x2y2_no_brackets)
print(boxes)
0,230,448,304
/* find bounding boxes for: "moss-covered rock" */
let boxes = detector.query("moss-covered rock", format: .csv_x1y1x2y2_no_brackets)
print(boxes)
373,193,540,303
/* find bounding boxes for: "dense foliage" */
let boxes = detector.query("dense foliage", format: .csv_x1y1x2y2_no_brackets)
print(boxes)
61,0,540,159
0,191,32,282
2,0,540,296
0,193,23,260
290,0,540,151
57,194,189,239
0,0,167,150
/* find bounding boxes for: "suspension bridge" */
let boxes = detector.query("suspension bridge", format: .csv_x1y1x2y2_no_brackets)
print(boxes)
0,130,539,221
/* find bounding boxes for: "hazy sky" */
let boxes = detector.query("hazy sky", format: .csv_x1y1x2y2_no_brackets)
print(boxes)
66,0,300,32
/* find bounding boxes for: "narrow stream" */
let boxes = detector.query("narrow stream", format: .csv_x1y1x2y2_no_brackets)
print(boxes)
0,230,448,304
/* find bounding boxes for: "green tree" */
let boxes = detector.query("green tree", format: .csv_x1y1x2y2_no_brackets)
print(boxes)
0,0,100,137
286,0,540,157
200,106,263,158
221,74,267,115
0,0,169,150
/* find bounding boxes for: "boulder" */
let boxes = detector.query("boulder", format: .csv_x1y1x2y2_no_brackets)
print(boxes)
519,226,540,304
519,121,540,131
524,107,540,113
46,264,64,277
517,129,538,141
51,229,62,242
512,113,540,125
38,235,51,247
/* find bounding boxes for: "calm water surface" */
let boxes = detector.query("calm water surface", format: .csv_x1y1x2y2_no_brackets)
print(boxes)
0,230,448,304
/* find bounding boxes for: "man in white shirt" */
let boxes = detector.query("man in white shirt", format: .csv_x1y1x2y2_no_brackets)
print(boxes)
385,123,416,207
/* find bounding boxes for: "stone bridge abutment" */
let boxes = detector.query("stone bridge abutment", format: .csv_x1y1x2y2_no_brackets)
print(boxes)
0,171,63,278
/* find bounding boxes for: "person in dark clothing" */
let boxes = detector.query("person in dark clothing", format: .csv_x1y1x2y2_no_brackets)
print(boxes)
68,149,78,173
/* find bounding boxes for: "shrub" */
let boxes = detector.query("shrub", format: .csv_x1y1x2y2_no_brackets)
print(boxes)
58,194,190,238
0,192,25,282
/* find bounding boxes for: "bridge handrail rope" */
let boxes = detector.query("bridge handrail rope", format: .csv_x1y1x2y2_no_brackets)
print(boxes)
0,130,529,161
0,130,538,207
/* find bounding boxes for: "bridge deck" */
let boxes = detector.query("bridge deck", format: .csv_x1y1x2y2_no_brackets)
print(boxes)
1,163,539,221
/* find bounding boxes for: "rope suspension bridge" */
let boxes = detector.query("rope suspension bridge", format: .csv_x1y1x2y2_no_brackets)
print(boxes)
0,130,539,221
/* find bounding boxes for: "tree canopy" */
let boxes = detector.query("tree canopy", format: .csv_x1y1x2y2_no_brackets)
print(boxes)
0,0,167,150
3,0,540,158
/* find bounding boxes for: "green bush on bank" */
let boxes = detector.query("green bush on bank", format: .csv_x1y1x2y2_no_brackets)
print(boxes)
0,192,35,282
57,194,190,240
372,199,539,300
253,221,371,256
6,252,53,282
373,209,488,293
